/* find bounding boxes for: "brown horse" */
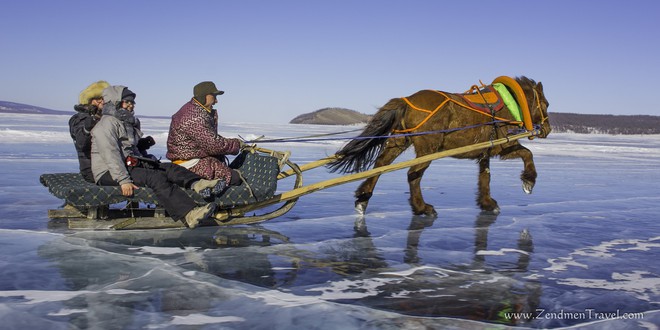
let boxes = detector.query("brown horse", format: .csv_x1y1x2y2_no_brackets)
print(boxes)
328,76,551,216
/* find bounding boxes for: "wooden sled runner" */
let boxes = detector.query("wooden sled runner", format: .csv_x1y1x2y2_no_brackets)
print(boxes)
42,132,535,230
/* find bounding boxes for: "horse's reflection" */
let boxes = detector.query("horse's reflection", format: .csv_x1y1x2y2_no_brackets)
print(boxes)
399,213,534,272
473,213,533,272
353,212,540,325
403,215,436,264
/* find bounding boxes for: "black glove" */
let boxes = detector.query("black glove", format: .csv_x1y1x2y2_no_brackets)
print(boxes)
83,116,96,131
89,105,102,118
137,136,156,152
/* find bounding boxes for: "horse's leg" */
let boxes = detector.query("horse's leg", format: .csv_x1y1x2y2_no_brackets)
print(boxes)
477,155,500,213
500,144,537,194
406,134,442,216
354,137,409,215
407,159,436,216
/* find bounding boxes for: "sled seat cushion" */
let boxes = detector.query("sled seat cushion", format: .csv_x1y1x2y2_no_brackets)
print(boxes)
41,151,279,209
40,173,158,207
219,151,280,208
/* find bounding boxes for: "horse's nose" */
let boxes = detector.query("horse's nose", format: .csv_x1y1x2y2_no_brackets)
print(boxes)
541,124,552,137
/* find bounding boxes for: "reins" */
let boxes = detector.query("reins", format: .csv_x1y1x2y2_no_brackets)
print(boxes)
248,127,364,143
533,88,548,126
247,119,521,144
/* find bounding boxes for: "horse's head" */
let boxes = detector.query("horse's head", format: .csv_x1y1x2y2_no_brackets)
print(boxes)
518,76,551,138
531,81,551,138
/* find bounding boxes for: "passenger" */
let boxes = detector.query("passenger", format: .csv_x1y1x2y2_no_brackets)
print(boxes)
91,85,223,228
167,81,243,189
69,80,109,183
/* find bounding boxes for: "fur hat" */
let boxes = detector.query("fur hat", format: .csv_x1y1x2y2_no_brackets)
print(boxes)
79,80,110,105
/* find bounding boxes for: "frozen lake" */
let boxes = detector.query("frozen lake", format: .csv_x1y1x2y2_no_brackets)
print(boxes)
0,113,658,329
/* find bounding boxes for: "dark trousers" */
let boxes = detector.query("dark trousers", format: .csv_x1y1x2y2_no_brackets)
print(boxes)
98,163,200,221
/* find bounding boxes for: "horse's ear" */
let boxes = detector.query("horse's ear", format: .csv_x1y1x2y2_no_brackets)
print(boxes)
537,82,544,92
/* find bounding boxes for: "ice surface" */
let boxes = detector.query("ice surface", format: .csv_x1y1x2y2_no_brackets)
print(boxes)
0,114,658,329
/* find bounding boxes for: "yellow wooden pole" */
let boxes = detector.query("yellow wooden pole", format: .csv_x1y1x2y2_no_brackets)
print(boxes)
235,131,533,213
277,156,337,179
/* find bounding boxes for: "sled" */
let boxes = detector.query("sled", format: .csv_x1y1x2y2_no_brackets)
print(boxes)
41,131,534,230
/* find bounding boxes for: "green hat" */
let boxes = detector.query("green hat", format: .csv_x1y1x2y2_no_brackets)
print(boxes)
193,81,224,103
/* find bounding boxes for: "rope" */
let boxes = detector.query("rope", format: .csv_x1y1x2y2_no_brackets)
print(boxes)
395,89,522,133
248,127,364,144
479,84,499,158
247,120,517,144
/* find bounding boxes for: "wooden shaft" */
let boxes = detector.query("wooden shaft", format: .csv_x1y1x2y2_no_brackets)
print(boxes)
255,132,533,207
278,156,337,179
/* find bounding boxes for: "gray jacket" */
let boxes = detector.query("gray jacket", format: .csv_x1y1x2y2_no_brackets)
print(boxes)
91,86,143,184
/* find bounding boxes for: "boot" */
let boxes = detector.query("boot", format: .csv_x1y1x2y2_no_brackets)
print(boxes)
192,179,227,198
192,179,219,193
184,202,216,228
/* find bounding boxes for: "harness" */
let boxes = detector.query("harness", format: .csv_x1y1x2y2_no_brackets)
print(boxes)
394,76,540,134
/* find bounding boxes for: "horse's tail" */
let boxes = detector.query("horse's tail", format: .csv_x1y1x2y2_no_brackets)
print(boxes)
327,98,406,174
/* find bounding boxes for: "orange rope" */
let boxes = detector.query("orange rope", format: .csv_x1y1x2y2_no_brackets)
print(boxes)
394,89,522,133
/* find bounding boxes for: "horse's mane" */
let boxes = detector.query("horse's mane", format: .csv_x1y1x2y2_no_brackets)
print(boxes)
515,76,537,90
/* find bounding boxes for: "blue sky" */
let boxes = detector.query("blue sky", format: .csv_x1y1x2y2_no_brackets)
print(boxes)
1,1,658,123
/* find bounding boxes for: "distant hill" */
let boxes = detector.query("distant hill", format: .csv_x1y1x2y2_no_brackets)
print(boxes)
290,107,372,125
0,101,72,115
290,107,660,134
0,100,168,119
549,112,660,134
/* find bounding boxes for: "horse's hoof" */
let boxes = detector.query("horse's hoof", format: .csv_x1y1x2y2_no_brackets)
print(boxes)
478,197,500,214
354,216,370,236
522,180,534,194
413,205,437,217
480,206,500,215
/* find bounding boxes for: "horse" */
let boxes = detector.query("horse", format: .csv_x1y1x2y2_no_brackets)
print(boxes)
328,76,551,216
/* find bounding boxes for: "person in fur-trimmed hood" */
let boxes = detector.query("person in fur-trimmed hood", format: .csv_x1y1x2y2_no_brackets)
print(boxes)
69,80,110,182
166,81,243,187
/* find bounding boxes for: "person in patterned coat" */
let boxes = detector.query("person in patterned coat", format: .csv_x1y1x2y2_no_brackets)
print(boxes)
166,81,243,188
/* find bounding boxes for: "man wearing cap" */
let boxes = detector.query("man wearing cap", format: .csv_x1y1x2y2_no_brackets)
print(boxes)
69,80,110,182
166,81,243,189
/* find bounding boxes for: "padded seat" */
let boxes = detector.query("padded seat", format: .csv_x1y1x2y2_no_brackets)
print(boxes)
41,151,279,210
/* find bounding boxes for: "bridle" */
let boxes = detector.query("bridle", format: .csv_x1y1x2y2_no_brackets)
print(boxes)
532,87,549,129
